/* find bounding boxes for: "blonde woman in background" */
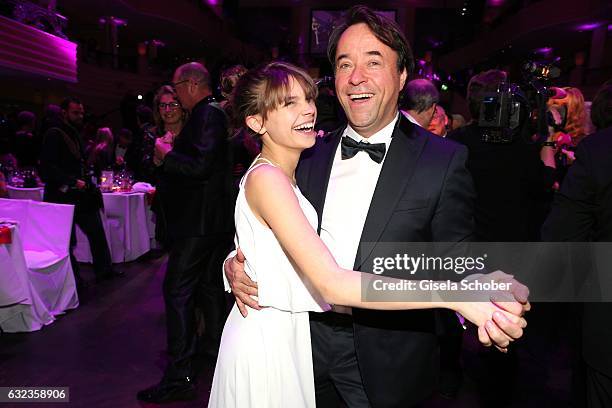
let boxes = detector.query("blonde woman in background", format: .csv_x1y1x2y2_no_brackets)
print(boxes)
87,127,115,173
548,87,589,167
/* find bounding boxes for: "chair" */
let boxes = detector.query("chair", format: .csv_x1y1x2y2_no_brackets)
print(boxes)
0,222,52,332
0,198,78,325
7,186,44,201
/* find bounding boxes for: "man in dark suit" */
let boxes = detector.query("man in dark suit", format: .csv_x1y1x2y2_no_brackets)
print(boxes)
137,62,233,403
39,97,115,285
542,91,612,407
225,6,526,407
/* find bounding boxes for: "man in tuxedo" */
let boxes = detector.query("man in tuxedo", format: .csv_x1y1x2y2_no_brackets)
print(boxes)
138,62,234,403
225,6,526,407
542,86,612,407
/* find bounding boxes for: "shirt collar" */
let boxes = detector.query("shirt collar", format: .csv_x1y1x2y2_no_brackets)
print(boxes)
343,113,399,145
400,110,421,126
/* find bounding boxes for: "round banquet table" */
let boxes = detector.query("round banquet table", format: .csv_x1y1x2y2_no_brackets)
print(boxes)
74,191,155,263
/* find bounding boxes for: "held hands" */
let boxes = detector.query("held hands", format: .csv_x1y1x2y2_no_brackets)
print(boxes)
456,270,530,352
225,252,531,352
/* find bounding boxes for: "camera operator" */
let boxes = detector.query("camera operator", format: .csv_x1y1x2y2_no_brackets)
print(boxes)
448,69,556,242
446,69,557,405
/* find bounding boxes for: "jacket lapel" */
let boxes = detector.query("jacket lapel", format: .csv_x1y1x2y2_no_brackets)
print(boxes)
297,129,342,233
354,116,427,270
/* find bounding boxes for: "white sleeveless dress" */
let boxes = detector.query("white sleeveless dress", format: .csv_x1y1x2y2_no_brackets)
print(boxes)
208,160,330,408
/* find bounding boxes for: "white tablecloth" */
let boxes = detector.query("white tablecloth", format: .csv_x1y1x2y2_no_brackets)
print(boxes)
75,192,155,263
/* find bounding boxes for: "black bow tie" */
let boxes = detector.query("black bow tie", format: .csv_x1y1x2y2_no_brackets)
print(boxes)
341,136,386,163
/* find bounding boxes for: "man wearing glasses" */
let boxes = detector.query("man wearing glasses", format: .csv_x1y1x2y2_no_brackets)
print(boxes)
138,62,233,403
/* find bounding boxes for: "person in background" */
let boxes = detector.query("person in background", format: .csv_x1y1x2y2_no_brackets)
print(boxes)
589,81,612,132
448,69,556,241
219,65,248,111
153,87,186,138
114,128,136,170
544,86,589,188
39,97,119,287
136,105,154,135
428,104,449,137
80,113,100,154
86,127,115,174
143,86,187,176
448,69,557,405
0,128,18,177
13,111,40,168
145,86,188,249
137,62,234,403
128,105,153,180
450,113,466,131
39,104,62,135
542,81,612,408
400,78,439,128
218,64,260,186
548,86,589,148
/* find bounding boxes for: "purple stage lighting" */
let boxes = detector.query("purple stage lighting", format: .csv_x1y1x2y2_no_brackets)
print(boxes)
576,22,602,31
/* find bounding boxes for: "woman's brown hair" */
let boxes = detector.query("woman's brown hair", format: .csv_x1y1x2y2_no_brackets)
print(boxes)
230,61,317,138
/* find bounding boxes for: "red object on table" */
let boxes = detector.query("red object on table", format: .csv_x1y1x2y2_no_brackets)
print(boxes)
0,226,12,244
145,189,156,206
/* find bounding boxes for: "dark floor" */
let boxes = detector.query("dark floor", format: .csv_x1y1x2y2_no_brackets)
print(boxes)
0,255,571,407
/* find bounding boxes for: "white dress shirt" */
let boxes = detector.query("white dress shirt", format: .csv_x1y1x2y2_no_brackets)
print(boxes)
320,114,398,271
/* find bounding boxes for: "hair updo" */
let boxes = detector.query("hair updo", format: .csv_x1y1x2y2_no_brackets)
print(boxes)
230,61,317,138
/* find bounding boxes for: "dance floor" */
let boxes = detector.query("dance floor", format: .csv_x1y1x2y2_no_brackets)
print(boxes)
0,254,571,407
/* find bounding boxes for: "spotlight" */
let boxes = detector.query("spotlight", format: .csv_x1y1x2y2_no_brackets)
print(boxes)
137,94,143,100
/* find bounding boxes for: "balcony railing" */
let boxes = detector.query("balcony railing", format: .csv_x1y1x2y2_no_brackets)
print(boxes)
0,0,67,38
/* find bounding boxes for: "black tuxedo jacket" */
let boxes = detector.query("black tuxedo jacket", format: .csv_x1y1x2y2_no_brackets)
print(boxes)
542,127,612,377
40,122,103,213
296,115,475,407
157,97,233,241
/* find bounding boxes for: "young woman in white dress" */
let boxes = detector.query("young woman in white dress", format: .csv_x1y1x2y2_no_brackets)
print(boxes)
208,61,527,408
